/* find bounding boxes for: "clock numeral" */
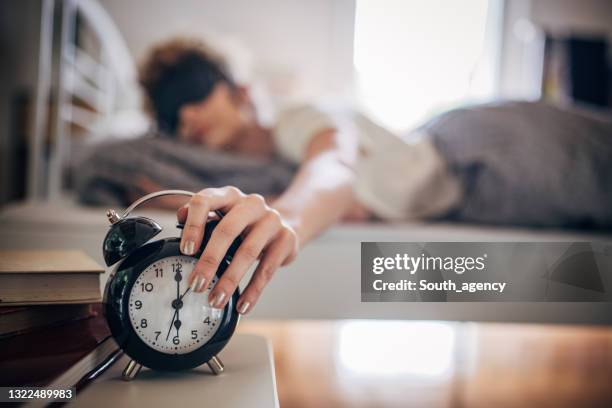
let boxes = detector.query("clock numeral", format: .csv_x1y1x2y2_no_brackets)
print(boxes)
141,282,154,292
155,268,163,278
134,300,142,309
155,331,161,340
173,336,180,345
191,330,198,339
204,316,211,325
141,318,147,328
172,263,182,273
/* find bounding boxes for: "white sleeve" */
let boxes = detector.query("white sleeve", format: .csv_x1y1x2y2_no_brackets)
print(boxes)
272,104,338,163
354,137,462,220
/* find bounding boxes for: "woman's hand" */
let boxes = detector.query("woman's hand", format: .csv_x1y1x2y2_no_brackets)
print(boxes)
177,186,299,315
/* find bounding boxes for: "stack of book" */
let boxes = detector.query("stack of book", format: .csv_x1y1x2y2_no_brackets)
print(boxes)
0,250,122,392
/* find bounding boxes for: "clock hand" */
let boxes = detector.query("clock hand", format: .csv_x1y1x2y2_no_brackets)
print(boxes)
166,263,185,342
176,299,181,339
179,286,190,300
165,308,178,341
173,287,193,339
164,282,210,343
175,267,181,302
166,286,191,342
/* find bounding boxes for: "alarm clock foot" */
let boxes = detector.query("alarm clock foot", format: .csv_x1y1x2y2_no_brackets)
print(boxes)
122,359,143,381
207,355,224,375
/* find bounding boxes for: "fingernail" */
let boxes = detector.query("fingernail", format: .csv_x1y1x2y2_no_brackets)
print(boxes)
210,292,226,309
197,277,207,292
190,276,200,292
237,301,251,315
181,240,195,255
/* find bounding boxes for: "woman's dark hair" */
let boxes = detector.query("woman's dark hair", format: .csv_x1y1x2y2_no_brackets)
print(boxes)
139,38,235,133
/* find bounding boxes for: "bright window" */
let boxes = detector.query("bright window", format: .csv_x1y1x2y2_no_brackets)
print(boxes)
354,0,498,132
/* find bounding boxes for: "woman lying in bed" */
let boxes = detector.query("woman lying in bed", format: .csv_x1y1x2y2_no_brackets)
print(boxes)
136,38,612,315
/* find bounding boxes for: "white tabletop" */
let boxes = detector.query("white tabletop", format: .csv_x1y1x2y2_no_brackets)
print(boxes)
67,334,278,408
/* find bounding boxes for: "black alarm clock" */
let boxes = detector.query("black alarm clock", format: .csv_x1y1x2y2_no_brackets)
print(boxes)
102,190,241,380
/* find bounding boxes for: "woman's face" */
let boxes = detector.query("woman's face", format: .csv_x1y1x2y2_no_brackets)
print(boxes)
177,83,248,149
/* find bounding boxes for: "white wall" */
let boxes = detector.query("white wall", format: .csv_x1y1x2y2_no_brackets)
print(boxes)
102,0,612,114
99,0,356,104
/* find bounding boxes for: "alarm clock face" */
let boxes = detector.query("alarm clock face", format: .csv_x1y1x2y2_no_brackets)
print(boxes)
104,233,240,371
127,255,224,355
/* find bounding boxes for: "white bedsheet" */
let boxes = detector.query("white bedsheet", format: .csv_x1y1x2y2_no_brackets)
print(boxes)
1,201,610,324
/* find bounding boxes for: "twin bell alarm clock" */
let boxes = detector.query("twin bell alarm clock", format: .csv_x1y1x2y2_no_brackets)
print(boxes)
102,190,241,380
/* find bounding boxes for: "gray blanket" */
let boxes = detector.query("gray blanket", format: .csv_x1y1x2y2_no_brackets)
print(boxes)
424,101,612,229
75,102,612,230
73,133,296,206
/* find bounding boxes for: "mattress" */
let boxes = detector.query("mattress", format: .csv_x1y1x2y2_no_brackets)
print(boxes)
1,201,610,324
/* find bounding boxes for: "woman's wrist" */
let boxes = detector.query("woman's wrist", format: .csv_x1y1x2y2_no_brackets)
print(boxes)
271,204,306,248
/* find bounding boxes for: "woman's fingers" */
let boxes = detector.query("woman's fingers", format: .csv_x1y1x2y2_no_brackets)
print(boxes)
236,228,298,314
179,186,299,314
176,204,189,223
179,186,241,258
191,194,267,297
180,195,209,257
205,211,283,309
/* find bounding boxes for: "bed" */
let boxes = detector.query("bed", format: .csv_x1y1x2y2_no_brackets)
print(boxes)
1,199,610,325
10,1,610,325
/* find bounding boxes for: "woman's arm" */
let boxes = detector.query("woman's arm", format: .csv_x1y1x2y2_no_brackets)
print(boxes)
271,128,358,244
178,127,358,315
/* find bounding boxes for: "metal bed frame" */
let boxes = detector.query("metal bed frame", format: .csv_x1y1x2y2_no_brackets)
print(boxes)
28,0,138,201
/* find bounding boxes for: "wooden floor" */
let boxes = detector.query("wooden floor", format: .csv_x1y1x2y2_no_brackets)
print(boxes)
238,320,612,408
